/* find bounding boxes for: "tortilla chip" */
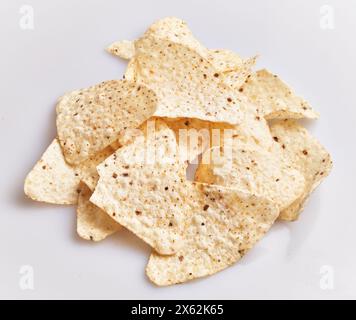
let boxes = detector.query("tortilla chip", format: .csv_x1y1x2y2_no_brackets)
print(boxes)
270,120,332,220
143,17,207,55
106,40,135,60
146,183,279,286
90,120,188,255
134,36,256,124
108,18,256,123
241,69,319,119
195,138,305,211
24,138,121,204
77,183,121,241
108,17,206,58
76,145,117,191
56,80,157,165
24,139,81,205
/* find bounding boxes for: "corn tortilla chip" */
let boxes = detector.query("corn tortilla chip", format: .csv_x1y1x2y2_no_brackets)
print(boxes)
241,69,319,120
90,120,188,255
24,139,119,204
108,18,256,121
135,36,257,124
76,145,117,191
143,17,207,55
77,183,121,241
270,120,332,220
146,183,279,286
107,17,206,60
56,80,157,165
195,139,305,211
106,40,135,60
24,139,81,205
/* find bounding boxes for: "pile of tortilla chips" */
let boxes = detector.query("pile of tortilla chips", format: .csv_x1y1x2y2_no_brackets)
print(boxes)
24,17,332,286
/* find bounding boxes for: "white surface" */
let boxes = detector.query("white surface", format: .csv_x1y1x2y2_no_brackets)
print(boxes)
1,0,355,300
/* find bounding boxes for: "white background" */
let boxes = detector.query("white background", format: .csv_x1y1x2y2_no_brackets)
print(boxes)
0,0,355,299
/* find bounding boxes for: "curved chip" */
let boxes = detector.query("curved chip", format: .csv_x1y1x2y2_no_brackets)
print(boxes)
241,69,319,119
270,120,332,221
77,183,121,241
146,183,279,286
90,120,188,255
195,139,305,211
56,80,157,165
143,17,207,55
24,139,119,204
134,36,256,124
24,139,81,205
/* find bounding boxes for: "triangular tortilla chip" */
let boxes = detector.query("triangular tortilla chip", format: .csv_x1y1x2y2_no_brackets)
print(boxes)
90,120,188,255
24,139,81,205
143,17,207,55
56,80,157,165
195,139,305,211
77,183,121,241
270,120,332,220
146,183,279,286
241,69,319,119
24,139,118,204
134,36,254,124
